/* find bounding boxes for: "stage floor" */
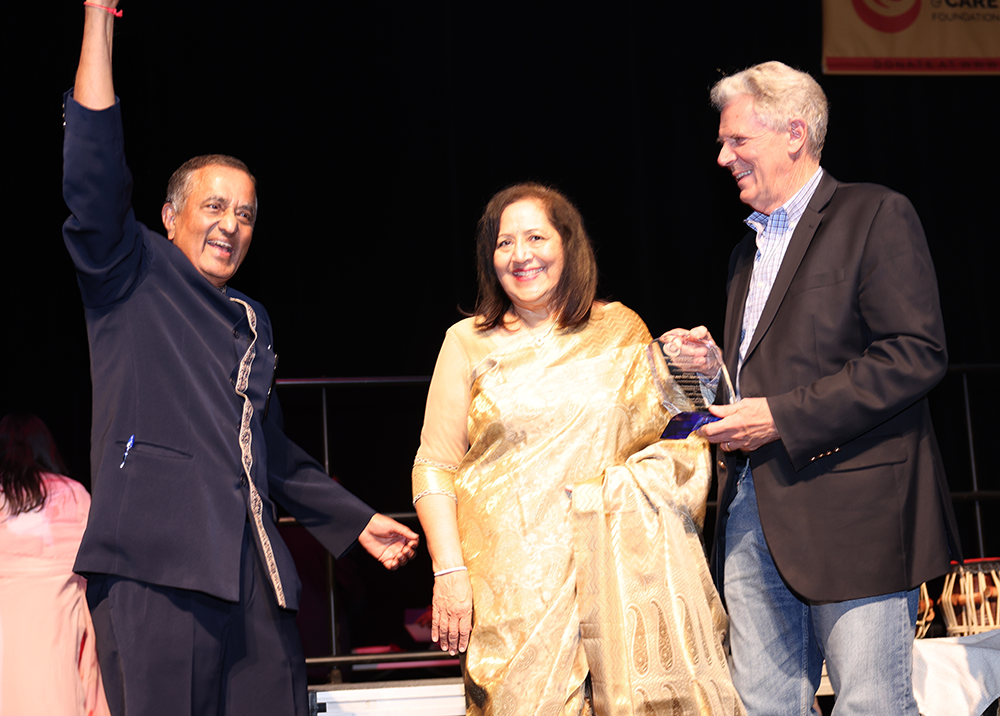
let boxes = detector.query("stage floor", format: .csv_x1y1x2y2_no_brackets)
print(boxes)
309,677,465,716
308,670,832,715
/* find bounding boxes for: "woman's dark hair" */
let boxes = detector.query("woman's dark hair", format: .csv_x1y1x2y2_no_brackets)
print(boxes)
474,182,598,331
0,414,69,516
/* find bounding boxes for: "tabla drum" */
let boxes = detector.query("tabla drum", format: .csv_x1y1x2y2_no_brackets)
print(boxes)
939,558,1000,637
915,582,935,638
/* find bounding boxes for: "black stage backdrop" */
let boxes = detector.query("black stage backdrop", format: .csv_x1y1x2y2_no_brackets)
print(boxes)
3,1,997,665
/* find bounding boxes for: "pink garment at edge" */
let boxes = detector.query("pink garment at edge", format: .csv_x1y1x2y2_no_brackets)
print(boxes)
0,474,110,716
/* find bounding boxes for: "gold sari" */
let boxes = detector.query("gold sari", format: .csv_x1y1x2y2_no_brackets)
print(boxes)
413,303,744,715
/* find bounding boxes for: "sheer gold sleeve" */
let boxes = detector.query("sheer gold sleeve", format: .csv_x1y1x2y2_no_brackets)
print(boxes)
412,322,475,504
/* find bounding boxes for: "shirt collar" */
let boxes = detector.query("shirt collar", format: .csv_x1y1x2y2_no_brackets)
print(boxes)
745,166,824,233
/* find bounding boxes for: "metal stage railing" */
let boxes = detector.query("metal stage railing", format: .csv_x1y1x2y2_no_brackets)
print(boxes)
276,364,999,672
275,376,444,672
946,364,999,558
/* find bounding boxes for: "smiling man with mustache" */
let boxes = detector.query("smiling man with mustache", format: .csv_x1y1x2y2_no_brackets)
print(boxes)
61,4,419,715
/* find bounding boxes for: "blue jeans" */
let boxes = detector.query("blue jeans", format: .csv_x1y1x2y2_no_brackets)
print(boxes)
724,467,919,716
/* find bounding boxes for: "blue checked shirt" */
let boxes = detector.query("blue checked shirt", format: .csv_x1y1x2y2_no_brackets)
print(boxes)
736,167,824,396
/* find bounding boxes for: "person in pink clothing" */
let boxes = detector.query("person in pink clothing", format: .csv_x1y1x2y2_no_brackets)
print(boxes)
0,414,110,716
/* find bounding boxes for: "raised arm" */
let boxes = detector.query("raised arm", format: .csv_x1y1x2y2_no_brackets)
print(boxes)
75,2,118,110
63,0,144,309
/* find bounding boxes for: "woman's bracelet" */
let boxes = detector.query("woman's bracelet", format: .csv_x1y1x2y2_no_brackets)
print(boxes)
433,566,468,578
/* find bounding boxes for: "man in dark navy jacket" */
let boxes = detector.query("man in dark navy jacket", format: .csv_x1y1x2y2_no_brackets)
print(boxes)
63,5,418,715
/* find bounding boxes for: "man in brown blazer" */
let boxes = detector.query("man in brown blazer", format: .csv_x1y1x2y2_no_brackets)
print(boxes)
677,61,960,715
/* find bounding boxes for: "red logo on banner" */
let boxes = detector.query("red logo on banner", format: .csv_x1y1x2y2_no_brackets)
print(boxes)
852,0,922,33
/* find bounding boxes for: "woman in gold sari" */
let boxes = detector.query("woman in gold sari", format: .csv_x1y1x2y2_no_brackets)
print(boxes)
412,183,744,716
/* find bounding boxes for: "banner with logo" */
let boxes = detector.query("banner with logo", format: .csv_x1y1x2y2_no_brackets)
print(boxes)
823,0,999,74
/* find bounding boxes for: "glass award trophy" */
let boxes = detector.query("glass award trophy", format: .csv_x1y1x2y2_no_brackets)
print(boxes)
647,335,736,439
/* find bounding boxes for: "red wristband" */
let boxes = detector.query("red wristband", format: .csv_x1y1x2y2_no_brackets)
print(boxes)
83,1,122,17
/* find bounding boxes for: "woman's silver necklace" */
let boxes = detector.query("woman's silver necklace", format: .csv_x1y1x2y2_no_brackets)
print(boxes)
515,312,556,347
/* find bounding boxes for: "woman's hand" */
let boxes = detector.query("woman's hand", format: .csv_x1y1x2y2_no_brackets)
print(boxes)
432,570,473,655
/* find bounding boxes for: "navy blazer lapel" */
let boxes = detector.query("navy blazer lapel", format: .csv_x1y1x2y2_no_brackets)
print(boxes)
742,172,838,368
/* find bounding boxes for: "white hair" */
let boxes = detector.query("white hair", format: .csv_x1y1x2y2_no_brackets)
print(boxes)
711,61,829,160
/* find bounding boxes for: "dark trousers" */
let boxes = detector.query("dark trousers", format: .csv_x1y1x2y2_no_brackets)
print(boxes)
87,522,307,716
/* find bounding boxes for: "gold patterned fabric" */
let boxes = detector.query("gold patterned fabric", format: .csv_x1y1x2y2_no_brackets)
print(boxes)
574,440,744,715
414,303,744,715
412,457,459,503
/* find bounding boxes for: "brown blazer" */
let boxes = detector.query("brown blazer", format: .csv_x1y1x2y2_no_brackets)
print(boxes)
713,172,961,603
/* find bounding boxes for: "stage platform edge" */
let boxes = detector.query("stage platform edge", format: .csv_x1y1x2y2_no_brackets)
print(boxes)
308,671,832,714
309,677,465,715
